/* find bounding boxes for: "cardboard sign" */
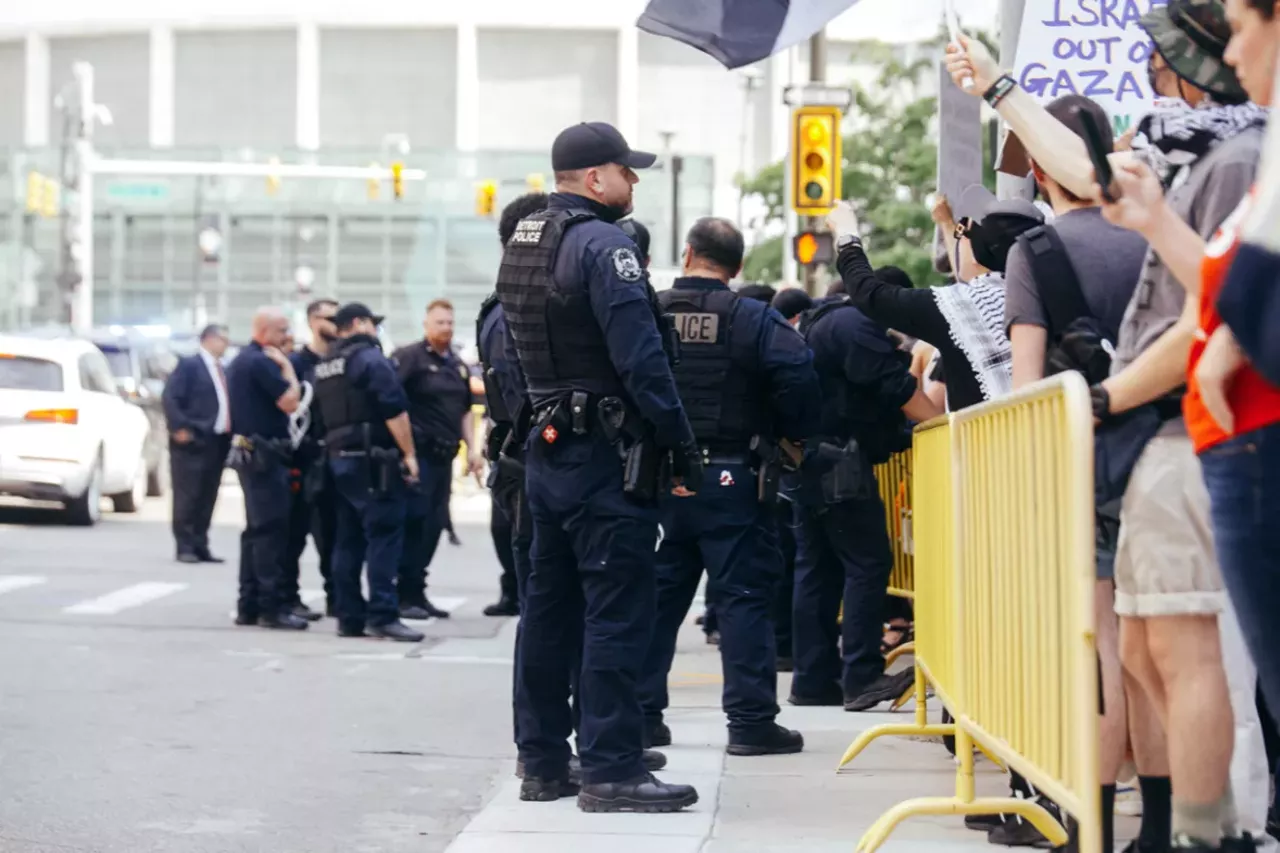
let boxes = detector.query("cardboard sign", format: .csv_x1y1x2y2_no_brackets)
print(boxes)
937,62,985,209
1011,0,1162,136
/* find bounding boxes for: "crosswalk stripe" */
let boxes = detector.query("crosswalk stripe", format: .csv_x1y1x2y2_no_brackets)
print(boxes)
63,582,188,615
0,575,47,595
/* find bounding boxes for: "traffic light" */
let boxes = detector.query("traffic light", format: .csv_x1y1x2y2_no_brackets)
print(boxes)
391,161,404,200
266,157,281,196
526,173,546,193
791,106,842,215
476,180,497,217
25,171,58,219
792,231,834,266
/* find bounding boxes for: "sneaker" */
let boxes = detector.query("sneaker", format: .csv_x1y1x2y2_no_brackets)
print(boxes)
843,669,915,712
964,813,1004,831
726,723,804,756
987,818,1053,848
577,773,699,813
1115,779,1143,817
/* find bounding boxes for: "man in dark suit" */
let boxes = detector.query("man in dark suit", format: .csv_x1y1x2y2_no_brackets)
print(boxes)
163,324,233,563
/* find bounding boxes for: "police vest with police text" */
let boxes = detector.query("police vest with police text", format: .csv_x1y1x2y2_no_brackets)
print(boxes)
313,335,392,448
658,285,767,449
494,208,624,401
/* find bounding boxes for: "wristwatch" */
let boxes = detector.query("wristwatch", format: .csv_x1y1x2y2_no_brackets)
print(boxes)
835,233,862,250
1089,383,1112,421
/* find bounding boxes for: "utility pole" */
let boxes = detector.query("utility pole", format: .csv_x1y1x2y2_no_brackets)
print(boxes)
56,62,102,333
803,31,827,296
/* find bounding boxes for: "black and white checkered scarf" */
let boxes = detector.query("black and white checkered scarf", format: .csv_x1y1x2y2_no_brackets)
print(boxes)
1133,99,1268,186
931,272,1013,403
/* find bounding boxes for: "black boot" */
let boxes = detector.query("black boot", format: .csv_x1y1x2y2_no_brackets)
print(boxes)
422,597,451,619
843,670,914,712
291,602,323,622
483,596,519,617
644,720,672,748
520,776,580,802
787,684,844,707
367,621,425,642
577,773,699,813
258,611,308,630
400,605,431,621
965,813,1005,831
642,750,668,772
726,723,805,756
337,620,366,638
988,817,1052,848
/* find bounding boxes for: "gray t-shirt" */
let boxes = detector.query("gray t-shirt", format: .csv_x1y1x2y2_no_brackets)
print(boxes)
1110,127,1263,374
1004,206,1148,341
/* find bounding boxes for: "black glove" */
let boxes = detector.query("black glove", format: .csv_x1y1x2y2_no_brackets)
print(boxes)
669,442,704,494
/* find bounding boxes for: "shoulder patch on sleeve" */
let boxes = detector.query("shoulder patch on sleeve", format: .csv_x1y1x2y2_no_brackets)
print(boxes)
612,247,643,282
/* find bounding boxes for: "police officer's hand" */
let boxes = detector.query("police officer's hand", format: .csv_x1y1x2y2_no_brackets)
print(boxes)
825,201,861,242
263,345,291,368
402,454,420,484
467,452,485,478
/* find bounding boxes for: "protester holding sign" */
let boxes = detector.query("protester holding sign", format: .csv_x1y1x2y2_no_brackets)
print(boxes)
947,2,1271,849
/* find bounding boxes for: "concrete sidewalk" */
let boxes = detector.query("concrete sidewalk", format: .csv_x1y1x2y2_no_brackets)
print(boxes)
444,619,1011,853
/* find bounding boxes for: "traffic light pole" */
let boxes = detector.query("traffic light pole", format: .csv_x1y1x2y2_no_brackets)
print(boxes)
803,31,827,296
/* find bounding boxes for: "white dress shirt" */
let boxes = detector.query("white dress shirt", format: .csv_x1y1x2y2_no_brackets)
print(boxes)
198,347,231,435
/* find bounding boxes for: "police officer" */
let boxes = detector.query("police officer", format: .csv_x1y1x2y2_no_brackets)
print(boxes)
315,303,424,643
393,300,480,621
497,121,702,812
225,307,307,630
787,289,938,710
282,298,339,621
637,218,820,756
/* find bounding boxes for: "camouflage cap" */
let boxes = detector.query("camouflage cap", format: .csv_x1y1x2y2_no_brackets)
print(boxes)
1141,0,1247,101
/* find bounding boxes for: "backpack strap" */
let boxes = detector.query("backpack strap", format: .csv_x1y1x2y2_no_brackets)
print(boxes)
1016,225,1090,339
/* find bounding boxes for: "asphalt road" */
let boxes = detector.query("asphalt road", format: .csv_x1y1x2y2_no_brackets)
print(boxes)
0,483,516,853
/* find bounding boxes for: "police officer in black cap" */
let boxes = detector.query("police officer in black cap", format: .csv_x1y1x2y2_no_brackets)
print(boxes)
496,121,702,812
637,218,820,756
314,303,424,642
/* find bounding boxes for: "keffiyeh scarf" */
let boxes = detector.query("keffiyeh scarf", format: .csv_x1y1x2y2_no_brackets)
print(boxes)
1132,99,1269,187
932,272,1012,402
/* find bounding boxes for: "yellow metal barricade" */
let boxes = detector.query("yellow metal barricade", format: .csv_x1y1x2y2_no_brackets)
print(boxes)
874,451,915,672
840,374,1100,853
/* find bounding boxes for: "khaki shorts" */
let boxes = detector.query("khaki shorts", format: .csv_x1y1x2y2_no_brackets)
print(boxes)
1114,420,1225,617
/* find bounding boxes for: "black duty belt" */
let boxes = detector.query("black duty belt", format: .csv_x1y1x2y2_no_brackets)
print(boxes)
699,445,754,466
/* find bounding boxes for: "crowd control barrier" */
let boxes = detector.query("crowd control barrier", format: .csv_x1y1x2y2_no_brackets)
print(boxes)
874,450,915,672
840,374,1100,853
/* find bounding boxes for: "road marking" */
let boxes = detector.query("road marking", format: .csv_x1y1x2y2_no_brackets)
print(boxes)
0,575,47,596
64,582,188,615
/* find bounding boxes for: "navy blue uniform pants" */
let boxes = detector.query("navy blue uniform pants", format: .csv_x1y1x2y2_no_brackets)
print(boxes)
330,456,407,628
284,463,335,610
773,497,797,659
237,461,292,619
515,433,653,785
639,462,782,735
791,492,892,700
398,453,452,608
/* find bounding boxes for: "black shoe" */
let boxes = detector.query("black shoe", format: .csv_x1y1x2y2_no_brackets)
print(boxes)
1270,810,1280,842
644,720,672,748
234,612,257,626
1120,841,1170,853
705,630,720,646
1222,835,1260,853
577,773,699,813
176,552,200,564
520,776,580,802
447,530,462,547
195,551,225,563
400,605,431,621
776,656,794,673
483,597,519,617
988,818,1053,848
367,621,425,642
325,601,337,618
258,612,309,630
964,813,1005,832
694,613,706,626
843,669,915,712
422,598,451,619
787,687,844,707
726,723,804,756
642,750,668,772
337,621,366,638
292,603,323,622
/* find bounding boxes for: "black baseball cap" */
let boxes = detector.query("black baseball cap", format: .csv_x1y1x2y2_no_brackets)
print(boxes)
333,302,385,330
551,122,658,172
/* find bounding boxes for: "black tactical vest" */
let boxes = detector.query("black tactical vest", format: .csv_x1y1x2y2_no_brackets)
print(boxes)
799,297,860,437
658,285,765,448
475,292,514,427
494,208,624,402
314,335,391,448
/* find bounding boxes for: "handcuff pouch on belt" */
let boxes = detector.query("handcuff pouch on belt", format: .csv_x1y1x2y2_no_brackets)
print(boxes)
597,395,660,503
812,438,871,504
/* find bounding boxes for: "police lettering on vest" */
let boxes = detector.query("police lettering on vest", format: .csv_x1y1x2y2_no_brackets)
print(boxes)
314,335,392,450
658,287,766,449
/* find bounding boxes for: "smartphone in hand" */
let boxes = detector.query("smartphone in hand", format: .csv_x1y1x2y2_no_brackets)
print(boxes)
1077,106,1120,203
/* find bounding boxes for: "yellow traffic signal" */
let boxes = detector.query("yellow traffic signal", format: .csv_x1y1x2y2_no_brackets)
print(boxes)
792,231,834,266
25,171,58,219
476,180,497,217
791,106,842,215
391,161,404,200
266,157,281,196
526,173,546,193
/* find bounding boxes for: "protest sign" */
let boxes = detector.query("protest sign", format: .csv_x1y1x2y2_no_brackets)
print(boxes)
936,62,984,207
1011,0,1162,135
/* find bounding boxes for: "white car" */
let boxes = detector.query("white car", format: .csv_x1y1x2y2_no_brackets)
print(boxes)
0,335,152,525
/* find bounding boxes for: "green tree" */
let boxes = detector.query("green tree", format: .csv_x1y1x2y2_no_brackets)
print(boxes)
741,26,999,288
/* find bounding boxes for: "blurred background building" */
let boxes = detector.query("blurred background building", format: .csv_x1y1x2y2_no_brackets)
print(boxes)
0,0,994,342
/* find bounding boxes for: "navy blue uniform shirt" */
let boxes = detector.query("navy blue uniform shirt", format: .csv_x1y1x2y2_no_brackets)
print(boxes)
392,341,471,445
549,191,693,450
478,301,528,424
227,341,293,440
344,342,410,422
804,297,916,452
669,276,821,442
